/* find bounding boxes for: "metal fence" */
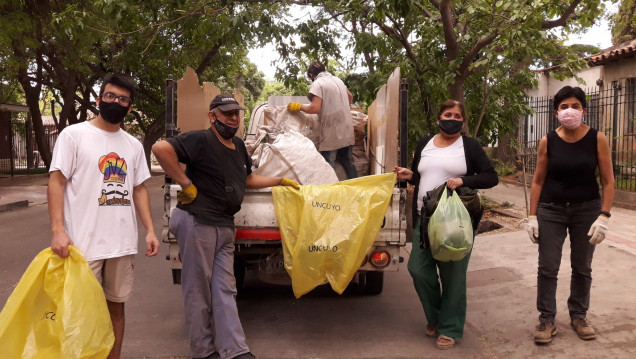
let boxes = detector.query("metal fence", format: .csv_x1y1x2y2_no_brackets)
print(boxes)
0,118,57,176
521,83,636,191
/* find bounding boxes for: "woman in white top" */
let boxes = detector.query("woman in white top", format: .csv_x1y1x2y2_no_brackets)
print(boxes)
394,99,498,350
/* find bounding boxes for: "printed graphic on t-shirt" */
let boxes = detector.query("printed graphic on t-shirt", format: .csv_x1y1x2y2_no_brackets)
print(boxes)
97,152,131,206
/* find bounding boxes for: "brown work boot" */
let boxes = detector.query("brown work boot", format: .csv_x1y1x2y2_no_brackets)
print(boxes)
571,317,596,340
534,322,557,344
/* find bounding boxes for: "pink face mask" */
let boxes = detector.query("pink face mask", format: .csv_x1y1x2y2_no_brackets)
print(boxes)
557,108,583,129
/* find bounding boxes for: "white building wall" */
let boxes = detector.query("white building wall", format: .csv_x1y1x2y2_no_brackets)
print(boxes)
526,67,602,98
602,60,636,84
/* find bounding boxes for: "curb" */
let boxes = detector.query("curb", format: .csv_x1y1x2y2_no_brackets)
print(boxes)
0,200,29,212
490,208,525,219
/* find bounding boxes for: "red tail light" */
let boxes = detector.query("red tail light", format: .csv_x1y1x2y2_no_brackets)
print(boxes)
370,250,390,268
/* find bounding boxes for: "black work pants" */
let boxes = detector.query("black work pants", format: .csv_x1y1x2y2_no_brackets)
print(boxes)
536,199,600,323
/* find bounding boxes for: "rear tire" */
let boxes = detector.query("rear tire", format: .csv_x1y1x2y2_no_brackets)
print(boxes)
171,269,182,285
362,271,384,295
234,258,246,290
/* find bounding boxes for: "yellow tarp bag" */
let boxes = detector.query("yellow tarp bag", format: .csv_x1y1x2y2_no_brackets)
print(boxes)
273,173,396,298
0,246,114,358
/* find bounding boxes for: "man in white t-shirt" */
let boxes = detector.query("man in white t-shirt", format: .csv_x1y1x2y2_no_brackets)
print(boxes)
287,60,358,179
48,73,159,359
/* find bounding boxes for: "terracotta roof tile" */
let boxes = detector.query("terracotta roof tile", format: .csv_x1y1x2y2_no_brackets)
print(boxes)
587,39,636,66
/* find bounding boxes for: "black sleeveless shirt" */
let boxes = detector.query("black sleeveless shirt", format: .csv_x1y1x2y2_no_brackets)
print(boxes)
539,128,600,203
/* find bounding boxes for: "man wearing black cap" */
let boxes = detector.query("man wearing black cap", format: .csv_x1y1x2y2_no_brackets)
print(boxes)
152,94,299,359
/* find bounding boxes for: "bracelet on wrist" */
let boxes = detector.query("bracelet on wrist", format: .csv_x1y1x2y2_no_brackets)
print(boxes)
599,210,611,218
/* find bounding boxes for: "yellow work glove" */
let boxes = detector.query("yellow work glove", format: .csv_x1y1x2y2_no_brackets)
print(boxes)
177,181,198,205
279,177,300,189
287,102,302,112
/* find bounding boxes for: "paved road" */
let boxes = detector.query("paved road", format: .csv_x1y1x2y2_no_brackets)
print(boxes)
2,175,636,358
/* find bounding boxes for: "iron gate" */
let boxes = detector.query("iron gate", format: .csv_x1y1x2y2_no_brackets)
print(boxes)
0,115,56,176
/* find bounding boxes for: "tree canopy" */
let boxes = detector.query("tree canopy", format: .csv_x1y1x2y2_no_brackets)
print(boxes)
1,0,610,168
0,0,282,167
272,0,607,148
612,0,636,45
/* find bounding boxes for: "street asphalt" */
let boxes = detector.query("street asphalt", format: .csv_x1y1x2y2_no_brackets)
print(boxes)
1,172,635,358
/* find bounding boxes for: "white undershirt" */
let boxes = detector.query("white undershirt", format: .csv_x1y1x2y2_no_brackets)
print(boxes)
416,135,467,214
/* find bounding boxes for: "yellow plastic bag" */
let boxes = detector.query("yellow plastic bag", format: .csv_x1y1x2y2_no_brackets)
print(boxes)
427,187,474,262
0,246,114,358
273,173,396,298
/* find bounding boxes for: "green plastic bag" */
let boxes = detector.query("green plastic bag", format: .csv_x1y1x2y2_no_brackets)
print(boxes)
272,173,396,298
427,187,474,262
0,246,114,358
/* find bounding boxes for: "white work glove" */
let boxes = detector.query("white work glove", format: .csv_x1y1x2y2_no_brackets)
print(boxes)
526,215,539,244
587,216,609,245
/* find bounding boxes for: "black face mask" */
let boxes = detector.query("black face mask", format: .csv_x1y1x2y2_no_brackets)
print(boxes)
438,119,463,135
213,114,238,139
99,101,129,124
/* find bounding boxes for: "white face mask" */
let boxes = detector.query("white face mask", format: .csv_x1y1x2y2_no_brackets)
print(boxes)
557,108,583,129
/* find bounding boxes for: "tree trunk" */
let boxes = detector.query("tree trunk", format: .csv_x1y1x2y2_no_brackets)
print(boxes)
494,115,521,168
17,67,51,170
58,71,80,129
141,113,166,169
449,78,465,103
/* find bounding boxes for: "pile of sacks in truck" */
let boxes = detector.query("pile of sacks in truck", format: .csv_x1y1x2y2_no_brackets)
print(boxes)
244,106,370,185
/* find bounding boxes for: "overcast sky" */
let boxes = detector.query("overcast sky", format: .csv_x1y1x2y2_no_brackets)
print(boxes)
248,4,618,80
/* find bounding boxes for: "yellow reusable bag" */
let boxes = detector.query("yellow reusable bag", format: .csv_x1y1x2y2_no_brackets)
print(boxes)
0,246,114,358
273,173,396,298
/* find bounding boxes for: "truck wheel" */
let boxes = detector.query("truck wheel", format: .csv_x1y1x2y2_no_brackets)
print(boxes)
363,271,384,295
172,269,182,285
234,259,246,290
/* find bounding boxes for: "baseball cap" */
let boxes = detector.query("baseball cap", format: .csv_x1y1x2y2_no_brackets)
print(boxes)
209,94,245,111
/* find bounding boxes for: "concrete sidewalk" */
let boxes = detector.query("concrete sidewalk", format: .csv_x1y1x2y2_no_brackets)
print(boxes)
0,174,49,212
480,181,636,256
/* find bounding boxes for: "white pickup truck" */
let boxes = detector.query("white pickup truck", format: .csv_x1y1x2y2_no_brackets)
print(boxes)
162,68,409,295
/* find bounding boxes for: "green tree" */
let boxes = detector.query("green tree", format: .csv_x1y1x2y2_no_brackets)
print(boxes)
0,0,290,168
612,0,636,45
257,81,299,104
272,0,606,153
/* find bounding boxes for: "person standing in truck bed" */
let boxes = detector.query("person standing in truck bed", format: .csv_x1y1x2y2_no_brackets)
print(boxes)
287,60,358,179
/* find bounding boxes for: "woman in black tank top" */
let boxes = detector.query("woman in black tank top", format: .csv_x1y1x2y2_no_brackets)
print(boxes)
526,86,615,344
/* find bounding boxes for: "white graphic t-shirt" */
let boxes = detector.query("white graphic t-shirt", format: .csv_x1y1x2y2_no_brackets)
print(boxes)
49,122,151,260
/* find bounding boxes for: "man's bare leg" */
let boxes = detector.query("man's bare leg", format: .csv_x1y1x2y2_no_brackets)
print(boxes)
107,300,125,359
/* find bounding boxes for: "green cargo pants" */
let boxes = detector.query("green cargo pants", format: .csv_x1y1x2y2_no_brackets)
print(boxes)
407,215,472,338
